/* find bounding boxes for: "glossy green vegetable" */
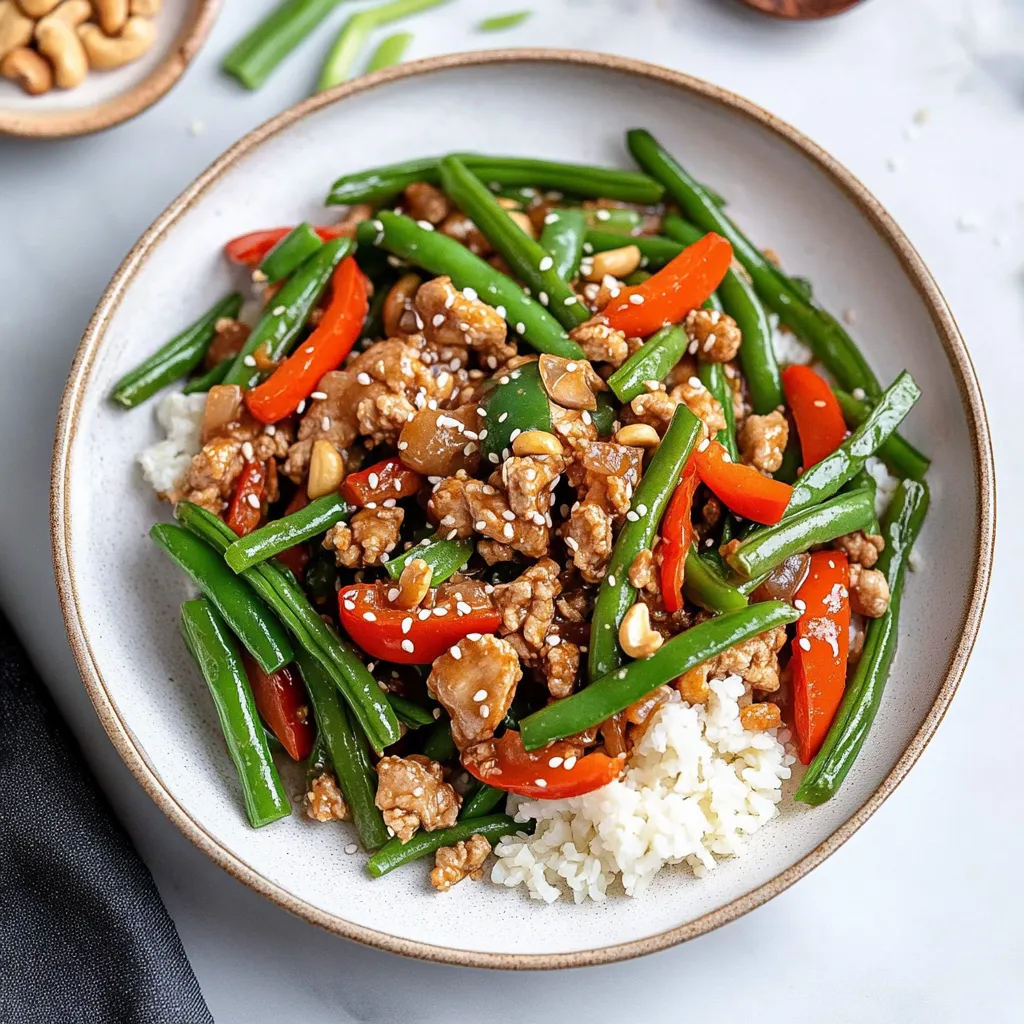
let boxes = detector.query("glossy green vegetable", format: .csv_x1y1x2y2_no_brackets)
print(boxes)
606,325,688,403
179,599,289,827
225,494,352,573
259,222,323,283
663,214,783,414
175,502,400,752
585,229,683,270
365,31,413,72
787,371,920,514
385,533,473,584
540,208,586,282
588,404,702,683
328,155,665,207
525,601,799,749
439,157,589,331
223,238,352,389
110,293,242,408
843,469,881,535
479,10,531,30
834,387,930,481
420,718,458,763
698,358,739,461
386,693,435,729
478,360,553,459
297,650,389,849
367,814,527,878
796,479,929,804
224,0,349,90
183,357,233,395
151,524,292,673
585,206,643,234
683,548,748,613
628,129,880,396
356,213,582,359
724,490,875,580
459,784,506,820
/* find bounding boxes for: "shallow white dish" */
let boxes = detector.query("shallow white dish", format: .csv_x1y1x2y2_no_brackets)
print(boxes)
51,51,994,968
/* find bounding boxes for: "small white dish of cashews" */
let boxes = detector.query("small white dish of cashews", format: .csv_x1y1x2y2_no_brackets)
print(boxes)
0,0,219,138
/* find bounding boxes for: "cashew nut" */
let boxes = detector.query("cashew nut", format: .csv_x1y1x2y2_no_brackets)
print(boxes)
0,2,34,62
15,0,60,16
40,0,91,27
77,15,155,69
35,17,87,88
585,244,642,283
511,429,564,457
393,558,432,610
618,602,664,660
307,440,345,500
613,423,661,449
130,0,161,13
1,45,52,93
91,0,127,35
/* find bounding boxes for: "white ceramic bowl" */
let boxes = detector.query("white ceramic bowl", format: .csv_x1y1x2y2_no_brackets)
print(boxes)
51,51,994,968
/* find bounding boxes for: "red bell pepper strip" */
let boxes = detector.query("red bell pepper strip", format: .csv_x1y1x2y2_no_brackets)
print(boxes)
791,551,851,765
241,652,315,762
602,232,733,338
337,583,500,665
695,440,792,525
225,461,266,536
464,730,625,800
246,257,369,425
340,457,423,508
659,460,700,614
225,224,349,268
782,365,848,471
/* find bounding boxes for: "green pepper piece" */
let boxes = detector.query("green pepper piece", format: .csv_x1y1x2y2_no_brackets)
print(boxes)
259,222,323,283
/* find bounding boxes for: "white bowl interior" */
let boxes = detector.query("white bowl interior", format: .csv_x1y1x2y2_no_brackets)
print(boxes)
61,59,981,960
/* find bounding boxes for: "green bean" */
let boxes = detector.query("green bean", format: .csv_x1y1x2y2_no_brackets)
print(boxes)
175,502,400,752
606,325,688,403
459,784,506,820
698,359,739,461
420,718,458,762
183,357,233,395
223,0,349,90
787,372,920,514
683,548,748,613
327,156,665,207
356,213,582,358
584,229,683,270
365,31,413,73
367,814,527,878
110,293,243,408
223,238,352,389
306,733,331,786
589,404,702,683
843,469,881,535
385,533,472,584
834,387,930,481
525,601,798,749
151,524,292,673
439,157,589,332
179,599,290,828
225,494,352,573
585,207,643,234
796,479,929,804
539,208,587,282
724,490,875,580
259,223,323,283
479,10,531,30
297,650,389,849
663,215,782,414
623,270,651,287
387,693,435,729
628,129,879,397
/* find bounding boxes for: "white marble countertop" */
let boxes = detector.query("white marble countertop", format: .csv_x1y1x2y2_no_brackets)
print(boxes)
1,0,1021,1020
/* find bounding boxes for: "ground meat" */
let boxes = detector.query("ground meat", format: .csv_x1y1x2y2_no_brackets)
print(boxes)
430,834,492,892
569,317,629,368
566,503,613,583
203,318,249,370
739,411,789,474
493,558,561,651
502,453,566,524
628,548,659,594
628,381,726,440
548,402,599,449
305,773,349,822
676,664,710,704
415,276,515,368
567,442,642,521
323,507,404,567
703,625,788,694
427,634,522,748
835,531,884,568
374,754,461,844
684,307,742,363
439,211,492,256
403,181,451,225
165,436,245,514
848,563,891,618
542,639,580,699
327,203,374,238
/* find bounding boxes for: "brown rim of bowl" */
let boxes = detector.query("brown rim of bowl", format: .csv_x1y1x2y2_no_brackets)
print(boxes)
0,0,220,139
50,49,995,970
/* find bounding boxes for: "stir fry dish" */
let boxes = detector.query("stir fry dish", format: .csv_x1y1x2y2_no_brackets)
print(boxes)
117,130,929,902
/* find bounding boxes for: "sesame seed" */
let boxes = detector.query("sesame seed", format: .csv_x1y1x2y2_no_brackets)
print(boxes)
539,291,549,305
596,209,611,221
534,778,548,788
241,441,254,461
565,537,579,552
401,639,415,654
387,587,400,602
545,212,559,225
794,599,807,611
295,400,306,414
357,372,371,385
466,632,482,641
432,707,442,719
548,634,561,647
509,427,521,441
242,355,257,367
539,256,554,272
813,399,827,408
473,689,487,702
321,416,331,431
447,528,459,539
416,220,434,231
368,473,380,489
697,438,710,452
418,609,431,620
401,617,413,634
488,452,500,464
498,412,508,423
434,606,448,616
637,504,648,516
310,391,327,401
457,601,472,616
272,305,286,316
563,756,577,770
629,294,645,305
626,510,639,522
799,637,812,651
501,510,516,521
474,520,487,531
363,612,376,622
496,305,507,318
343,600,355,611
516,323,526,335
607,574,616,586
502,523,514,540
548,756,563,768
688,376,704,389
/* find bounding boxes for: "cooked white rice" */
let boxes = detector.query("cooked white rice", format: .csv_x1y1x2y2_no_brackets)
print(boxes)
491,677,794,904
136,391,206,494
770,315,814,367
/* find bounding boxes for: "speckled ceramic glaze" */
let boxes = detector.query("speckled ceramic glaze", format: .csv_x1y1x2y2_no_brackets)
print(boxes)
51,52,993,968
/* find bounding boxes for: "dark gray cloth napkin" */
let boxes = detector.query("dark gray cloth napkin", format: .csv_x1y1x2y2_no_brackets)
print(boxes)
0,612,213,1024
